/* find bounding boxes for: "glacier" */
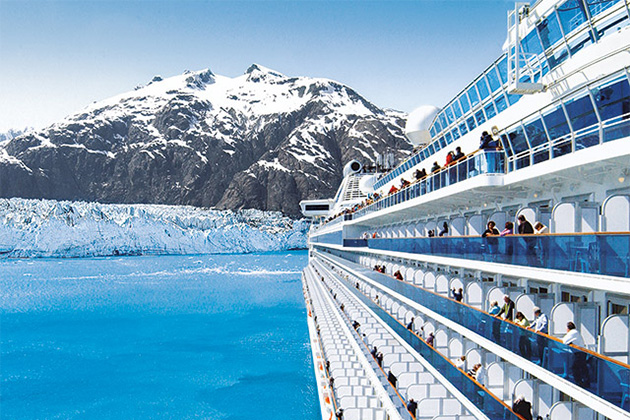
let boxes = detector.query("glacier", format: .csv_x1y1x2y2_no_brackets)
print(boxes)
0,198,308,258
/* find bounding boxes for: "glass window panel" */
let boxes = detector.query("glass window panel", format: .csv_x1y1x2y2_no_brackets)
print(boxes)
451,127,461,140
596,14,629,38
557,0,588,36
501,134,514,156
543,106,571,139
537,12,563,50
497,56,509,84
507,124,530,153
568,31,593,56
466,115,477,131
459,94,471,113
564,94,598,131
484,102,497,120
446,107,455,124
467,85,480,108
476,77,490,100
495,94,508,113
434,119,442,133
452,100,462,119
591,76,630,121
507,93,522,105
475,109,486,125
439,113,448,129
486,66,502,92
438,136,447,148
547,46,569,70
430,126,437,138
587,0,621,16
459,122,469,136
524,118,549,147
444,132,453,144
428,143,436,155
521,29,544,56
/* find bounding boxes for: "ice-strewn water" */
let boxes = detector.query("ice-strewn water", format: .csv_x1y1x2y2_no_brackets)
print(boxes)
0,251,319,420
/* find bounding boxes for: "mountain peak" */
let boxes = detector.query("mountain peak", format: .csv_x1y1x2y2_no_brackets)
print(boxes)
245,64,285,82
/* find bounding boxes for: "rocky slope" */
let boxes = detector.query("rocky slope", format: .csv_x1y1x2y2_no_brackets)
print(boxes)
0,65,411,216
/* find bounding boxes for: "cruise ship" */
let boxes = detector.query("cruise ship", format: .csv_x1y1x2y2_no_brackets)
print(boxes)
300,1,630,419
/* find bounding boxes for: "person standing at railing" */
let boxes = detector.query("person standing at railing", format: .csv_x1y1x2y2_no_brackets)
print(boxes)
499,295,515,321
518,215,537,265
563,322,590,388
528,307,548,365
406,399,418,417
438,222,449,237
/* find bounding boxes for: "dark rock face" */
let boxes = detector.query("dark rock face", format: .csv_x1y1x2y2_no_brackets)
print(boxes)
0,65,411,217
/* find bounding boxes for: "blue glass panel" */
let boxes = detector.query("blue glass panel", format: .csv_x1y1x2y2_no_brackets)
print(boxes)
497,56,509,84
524,118,549,147
467,85,480,108
568,31,593,56
486,66,502,92
565,94,598,131
439,136,447,148
451,127,461,141
445,132,454,144
548,46,570,69
501,134,513,157
434,119,442,133
507,124,529,153
484,102,497,120
591,76,630,122
459,94,471,113
507,93,522,105
495,94,508,113
476,77,490,100
543,106,572,157
466,115,477,131
537,12,563,50
430,126,437,138
439,113,448,129
459,122,468,136
428,143,436,154
521,29,544,56
446,107,455,124
596,13,629,38
557,0,588,36
452,100,463,119
587,0,621,16
475,109,486,125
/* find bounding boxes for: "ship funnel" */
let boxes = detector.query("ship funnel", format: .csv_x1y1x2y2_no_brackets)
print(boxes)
343,160,363,177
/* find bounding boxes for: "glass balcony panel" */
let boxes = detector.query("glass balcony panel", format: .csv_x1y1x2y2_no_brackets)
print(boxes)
547,46,569,70
438,137,446,149
507,125,529,154
524,118,549,147
475,109,487,126
596,13,629,38
459,122,469,136
485,102,497,120
591,76,630,124
557,0,588,36
574,126,601,149
476,77,490,101
565,94,598,131
443,132,452,145
537,11,563,50
543,106,572,154
568,31,593,56
495,94,508,113
434,119,442,133
467,115,477,131
587,0,621,16
533,146,551,164
452,127,461,141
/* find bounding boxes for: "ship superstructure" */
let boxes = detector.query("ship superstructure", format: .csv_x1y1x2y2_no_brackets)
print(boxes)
302,1,630,419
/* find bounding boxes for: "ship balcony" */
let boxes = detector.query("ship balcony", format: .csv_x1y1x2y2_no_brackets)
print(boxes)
317,251,630,417
343,232,630,280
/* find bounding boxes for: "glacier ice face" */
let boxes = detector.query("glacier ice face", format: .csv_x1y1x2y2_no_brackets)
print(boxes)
0,198,308,258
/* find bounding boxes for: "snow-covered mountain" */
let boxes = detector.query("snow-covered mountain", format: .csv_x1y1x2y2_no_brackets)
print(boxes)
0,198,307,258
0,65,411,216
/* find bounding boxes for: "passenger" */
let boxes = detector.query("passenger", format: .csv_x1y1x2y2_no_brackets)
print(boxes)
453,146,465,161
427,229,435,238
387,371,398,388
426,332,435,347
515,311,529,327
414,168,427,180
438,221,449,237
393,270,403,281
376,351,383,367
499,295,515,321
518,215,537,264
515,311,531,359
388,185,399,195
445,151,454,166
400,178,411,188
452,287,463,302
517,215,534,234
406,399,418,416
563,321,590,387
336,408,344,420
488,300,501,316
534,221,549,234
468,363,486,386
431,161,441,173
482,221,499,237
407,317,415,330
512,395,533,420
500,221,514,236
479,131,495,149
454,355,466,369
528,307,549,364
371,346,378,357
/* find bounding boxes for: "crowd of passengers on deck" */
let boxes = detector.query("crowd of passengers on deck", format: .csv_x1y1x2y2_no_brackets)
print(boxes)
319,132,503,227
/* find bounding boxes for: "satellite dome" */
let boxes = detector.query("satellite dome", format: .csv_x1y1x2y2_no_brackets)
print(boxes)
405,105,440,146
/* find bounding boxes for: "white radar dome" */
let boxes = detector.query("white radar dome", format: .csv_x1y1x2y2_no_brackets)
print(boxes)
405,105,440,146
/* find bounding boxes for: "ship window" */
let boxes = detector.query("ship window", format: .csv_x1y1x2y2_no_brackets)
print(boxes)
451,127,461,141
476,77,490,100
591,76,630,121
305,204,329,211
568,30,593,56
587,0,621,17
484,102,497,120
428,143,436,154
444,132,453,144
543,106,572,157
474,109,486,125
537,12,563,50
445,107,455,124
466,115,477,131
547,46,569,70
564,94,598,131
507,93,522,105
467,85,480,108
439,113,448,130
430,126,437,138
521,29,544,56
459,122,468,136
459,94,471,113
486,66,502,92
524,117,549,147
557,0,588,36
434,119,442,133
497,56,509,85
501,134,513,156
452,100,462,119
507,124,529,153
596,13,630,38
495,94,508,113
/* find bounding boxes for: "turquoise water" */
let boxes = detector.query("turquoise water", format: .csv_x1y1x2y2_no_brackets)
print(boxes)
0,251,319,420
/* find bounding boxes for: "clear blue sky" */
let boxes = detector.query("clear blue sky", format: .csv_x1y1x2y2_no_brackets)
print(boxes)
0,0,514,131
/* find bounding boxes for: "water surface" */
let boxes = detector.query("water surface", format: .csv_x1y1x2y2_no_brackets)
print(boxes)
1,251,318,420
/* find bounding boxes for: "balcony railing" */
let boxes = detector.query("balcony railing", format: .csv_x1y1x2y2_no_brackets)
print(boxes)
346,233,630,278
320,252,630,411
